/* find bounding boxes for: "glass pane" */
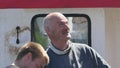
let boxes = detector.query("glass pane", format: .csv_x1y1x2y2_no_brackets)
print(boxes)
70,17,88,44
33,17,48,48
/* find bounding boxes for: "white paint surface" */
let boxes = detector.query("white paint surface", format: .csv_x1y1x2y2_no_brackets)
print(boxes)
0,8,106,68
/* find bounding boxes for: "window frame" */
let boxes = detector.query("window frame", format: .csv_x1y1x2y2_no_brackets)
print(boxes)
31,14,92,47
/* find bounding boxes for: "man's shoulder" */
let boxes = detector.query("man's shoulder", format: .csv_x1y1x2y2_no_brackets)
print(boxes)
70,42,95,54
71,42,90,49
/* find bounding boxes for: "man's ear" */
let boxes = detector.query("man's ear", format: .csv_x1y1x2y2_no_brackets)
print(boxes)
45,27,51,35
24,52,32,61
45,27,54,40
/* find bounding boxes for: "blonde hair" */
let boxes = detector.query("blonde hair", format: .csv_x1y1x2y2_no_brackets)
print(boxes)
16,42,49,65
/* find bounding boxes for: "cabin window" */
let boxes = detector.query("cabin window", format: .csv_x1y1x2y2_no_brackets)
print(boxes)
31,14,91,48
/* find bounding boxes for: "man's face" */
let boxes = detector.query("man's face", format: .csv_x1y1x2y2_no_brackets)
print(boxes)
50,15,71,42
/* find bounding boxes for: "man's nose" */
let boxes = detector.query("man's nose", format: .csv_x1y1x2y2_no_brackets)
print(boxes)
64,24,70,30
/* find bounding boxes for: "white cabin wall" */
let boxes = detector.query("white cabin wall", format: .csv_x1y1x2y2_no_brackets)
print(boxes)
0,9,32,68
0,8,107,68
105,8,120,68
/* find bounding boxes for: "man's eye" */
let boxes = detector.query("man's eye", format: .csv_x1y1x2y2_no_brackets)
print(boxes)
59,23,63,25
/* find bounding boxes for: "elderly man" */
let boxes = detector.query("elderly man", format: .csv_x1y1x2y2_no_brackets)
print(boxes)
44,12,111,68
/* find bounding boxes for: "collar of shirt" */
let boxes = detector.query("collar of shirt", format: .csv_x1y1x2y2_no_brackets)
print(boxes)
49,42,71,55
